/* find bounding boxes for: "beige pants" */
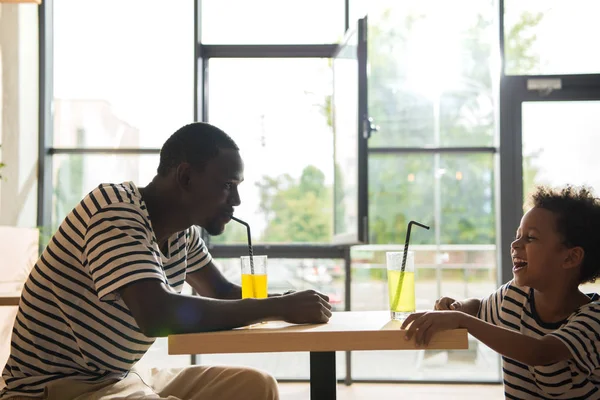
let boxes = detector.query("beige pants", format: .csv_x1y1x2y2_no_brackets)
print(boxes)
9,366,279,400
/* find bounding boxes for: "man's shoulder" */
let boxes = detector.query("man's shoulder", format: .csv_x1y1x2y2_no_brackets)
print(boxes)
90,182,140,206
80,182,144,214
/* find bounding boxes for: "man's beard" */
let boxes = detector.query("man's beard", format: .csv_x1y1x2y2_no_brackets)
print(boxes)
205,218,225,236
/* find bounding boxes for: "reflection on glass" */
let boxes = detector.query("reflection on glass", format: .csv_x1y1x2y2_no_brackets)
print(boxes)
53,0,193,148
367,0,496,147
522,101,600,199
332,28,359,242
505,0,600,75
51,154,159,230
522,101,600,294
199,258,346,380
201,0,344,44
364,153,498,381
369,154,495,246
207,59,334,245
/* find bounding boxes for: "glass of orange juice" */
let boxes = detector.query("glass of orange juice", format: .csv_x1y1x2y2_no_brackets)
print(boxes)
241,255,268,299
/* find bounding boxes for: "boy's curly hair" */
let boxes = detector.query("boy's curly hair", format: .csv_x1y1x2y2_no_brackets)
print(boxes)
528,185,600,283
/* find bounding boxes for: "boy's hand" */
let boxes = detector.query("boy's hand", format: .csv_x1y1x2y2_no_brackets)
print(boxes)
400,311,466,347
434,297,462,311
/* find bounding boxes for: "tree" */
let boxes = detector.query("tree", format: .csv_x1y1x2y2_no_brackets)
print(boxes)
250,6,544,247
366,6,544,245
257,166,332,243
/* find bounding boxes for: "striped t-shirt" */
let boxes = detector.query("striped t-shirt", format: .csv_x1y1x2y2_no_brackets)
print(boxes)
1,182,212,398
478,280,600,399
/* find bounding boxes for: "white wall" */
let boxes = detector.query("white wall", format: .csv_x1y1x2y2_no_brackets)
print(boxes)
0,3,39,228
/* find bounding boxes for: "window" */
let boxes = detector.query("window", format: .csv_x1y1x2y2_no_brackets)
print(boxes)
207,59,334,245
201,0,345,44
521,101,600,295
49,0,195,369
367,0,496,148
53,0,194,149
356,1,500,382
51,154,158,229
504,0,600,75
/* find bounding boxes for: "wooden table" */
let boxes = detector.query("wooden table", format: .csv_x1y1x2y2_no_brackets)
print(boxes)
169,311,468,400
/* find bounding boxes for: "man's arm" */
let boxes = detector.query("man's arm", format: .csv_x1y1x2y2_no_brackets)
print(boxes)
185,260,286,299
119,279,331,337
186,260,241,299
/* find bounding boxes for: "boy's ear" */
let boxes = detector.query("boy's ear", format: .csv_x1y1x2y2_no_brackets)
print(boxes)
563,246,584,270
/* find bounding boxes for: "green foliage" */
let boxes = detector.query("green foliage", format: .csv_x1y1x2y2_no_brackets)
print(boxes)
249,7,544,246
213,219,249,244
0,144,5,179
504,12,544,75
257,166,332,243
365,8,543,245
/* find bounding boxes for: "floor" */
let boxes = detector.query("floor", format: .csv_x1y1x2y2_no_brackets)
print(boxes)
278,382,505,400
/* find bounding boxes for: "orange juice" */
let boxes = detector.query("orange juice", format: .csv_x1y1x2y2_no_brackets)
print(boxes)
241,273,268,299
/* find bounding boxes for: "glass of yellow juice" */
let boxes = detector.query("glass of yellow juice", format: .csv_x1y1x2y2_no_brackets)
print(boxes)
386,251,415,321
241,255,268,299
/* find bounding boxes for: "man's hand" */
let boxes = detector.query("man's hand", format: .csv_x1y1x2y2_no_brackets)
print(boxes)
400,311,466,347
434,296,481,317
279,290,332,324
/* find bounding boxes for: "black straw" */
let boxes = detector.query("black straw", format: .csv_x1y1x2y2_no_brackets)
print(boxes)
231,216,254,274
391,220,430,310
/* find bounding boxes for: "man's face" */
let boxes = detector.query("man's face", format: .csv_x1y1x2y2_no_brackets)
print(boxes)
181,149,244,235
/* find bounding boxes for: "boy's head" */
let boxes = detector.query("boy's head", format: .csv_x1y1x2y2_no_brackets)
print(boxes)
513,185,600,287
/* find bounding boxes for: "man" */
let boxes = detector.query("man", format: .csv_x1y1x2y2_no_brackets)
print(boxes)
1,122,332,399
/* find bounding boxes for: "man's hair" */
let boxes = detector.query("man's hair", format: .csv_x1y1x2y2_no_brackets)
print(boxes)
528,185,600,283
157,122,239,176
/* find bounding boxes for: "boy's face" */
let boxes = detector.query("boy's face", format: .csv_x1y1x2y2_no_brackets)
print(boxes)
510,207,572,288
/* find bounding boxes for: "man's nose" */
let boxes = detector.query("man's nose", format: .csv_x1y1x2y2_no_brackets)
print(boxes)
229,187,241,207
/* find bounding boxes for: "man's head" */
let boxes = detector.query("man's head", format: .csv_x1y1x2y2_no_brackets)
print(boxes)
511,185,600,288
157,122,243,235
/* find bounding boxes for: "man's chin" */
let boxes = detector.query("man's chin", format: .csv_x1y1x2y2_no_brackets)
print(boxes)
204,223,226,236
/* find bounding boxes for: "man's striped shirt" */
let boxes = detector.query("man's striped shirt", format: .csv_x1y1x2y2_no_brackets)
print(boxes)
478,280,600,399
1,182,212,398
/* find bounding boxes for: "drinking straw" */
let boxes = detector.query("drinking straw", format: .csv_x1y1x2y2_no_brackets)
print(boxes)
231,216,254,274
391,220,430,311
231,216,257,298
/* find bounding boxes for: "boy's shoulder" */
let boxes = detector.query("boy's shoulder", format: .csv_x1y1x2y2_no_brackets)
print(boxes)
499,279,530,301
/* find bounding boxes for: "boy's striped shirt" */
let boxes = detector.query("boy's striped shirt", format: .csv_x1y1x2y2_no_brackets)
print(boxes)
1,182,212,398
479,280,600,399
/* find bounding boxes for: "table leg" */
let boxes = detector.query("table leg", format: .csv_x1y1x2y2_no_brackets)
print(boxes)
310,351,336,400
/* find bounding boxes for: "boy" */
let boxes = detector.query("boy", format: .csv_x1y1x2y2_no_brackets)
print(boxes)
402,185,600,399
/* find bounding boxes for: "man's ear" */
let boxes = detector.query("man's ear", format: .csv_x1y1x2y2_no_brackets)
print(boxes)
563,246,585,270
175,163,193,191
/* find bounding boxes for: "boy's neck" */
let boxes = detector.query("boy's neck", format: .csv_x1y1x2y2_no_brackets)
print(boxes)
534,286,590,323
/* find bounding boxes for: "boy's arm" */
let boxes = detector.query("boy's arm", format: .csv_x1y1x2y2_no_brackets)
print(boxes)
402,311,572,366
460,313,572,366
